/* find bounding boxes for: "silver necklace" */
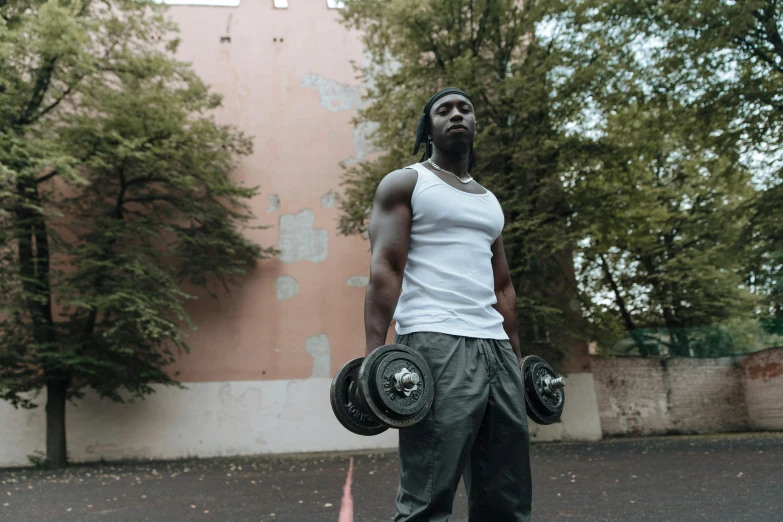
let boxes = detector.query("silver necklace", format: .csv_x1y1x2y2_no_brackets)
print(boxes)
427,159,473,184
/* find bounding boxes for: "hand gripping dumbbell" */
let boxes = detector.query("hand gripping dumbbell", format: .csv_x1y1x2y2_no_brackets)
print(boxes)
520,355,566,425
330,344,434,436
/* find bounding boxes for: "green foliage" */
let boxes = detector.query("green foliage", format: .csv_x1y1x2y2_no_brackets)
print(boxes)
26,451,48,469
0,0,275,415
572,0,783,339
570,93,758,354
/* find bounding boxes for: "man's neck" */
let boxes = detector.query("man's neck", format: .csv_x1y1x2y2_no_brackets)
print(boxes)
428,149,470,177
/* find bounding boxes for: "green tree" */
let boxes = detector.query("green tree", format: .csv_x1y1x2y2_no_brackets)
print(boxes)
337,0,609,367
0,0,275,469
571,96,757,356
574,0,783,335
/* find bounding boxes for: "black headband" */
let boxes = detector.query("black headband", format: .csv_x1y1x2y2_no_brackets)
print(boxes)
411,87,473,157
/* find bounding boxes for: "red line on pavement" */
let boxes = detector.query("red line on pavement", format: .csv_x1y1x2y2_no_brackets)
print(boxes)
338,456,354,522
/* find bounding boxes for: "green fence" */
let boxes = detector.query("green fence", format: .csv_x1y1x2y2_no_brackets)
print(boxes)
600,321,783,358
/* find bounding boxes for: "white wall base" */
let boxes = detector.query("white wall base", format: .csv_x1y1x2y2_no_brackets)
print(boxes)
528,373,603,442
0,373,602,468
0,379,398,468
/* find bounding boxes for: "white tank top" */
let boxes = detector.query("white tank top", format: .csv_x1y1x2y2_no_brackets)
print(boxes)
393,163,508,340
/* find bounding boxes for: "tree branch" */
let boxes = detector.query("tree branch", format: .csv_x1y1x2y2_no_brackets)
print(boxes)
736,35,783,75
598,253,638,334
18,55,59,125
35,169,59,184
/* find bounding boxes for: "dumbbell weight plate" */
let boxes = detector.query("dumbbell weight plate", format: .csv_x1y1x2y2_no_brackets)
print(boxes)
520,355,565,425
330,357,389,436
358,344,435,429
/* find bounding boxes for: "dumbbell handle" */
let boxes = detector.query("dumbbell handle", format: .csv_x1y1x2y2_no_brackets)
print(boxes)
401,372,420,388
393,368,420,396
543,375,565,394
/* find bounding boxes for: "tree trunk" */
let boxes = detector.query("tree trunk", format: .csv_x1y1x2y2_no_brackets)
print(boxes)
598,254,650,355
45,380,68,469
11,173,65,468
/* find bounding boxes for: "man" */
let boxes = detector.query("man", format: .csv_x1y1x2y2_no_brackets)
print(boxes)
364,87,532,522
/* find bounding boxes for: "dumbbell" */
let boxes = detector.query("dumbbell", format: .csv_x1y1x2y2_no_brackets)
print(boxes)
330,346,565,434
520,355,566,425
330,344,435,436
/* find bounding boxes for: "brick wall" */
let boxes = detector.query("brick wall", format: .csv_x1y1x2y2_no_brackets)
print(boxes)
591,356,750,436
591,358,669,436
665,358,748,433
740,348,783,430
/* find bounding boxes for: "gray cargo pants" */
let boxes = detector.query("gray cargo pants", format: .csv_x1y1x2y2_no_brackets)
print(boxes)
393,332,532,522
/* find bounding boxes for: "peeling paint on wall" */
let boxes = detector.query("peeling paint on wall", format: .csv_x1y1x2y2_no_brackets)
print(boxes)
275,275,300,300
278,209,328,263
743,360,783,381
267,194,280,212
300,74,362,112
321,190,338,209
346,276,369,288
305,334,331,378
344,121,380,165
300,69,380,164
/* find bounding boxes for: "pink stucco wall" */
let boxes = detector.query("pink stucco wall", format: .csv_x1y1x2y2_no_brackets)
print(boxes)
164,1,376,382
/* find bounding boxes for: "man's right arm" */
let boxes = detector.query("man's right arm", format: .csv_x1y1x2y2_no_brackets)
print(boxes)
364,169,417,356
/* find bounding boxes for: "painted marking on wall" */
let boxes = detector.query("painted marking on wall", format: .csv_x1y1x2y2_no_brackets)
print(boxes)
338,456,354,522
275,275,300,300
267,194,280,212
346,276,369,288
743,360,783,381
305,334,331,378
300,74,362,112
278,209,328,263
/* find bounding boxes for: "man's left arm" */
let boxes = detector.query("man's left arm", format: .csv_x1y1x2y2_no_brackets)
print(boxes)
491,235,521,364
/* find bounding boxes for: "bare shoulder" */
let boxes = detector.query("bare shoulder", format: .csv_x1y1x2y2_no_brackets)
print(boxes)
374,168,418,209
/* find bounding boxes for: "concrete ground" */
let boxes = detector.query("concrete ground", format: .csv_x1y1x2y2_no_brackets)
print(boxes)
1,432,781,522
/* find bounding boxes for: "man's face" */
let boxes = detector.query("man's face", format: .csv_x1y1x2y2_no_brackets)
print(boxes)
429,94,476,154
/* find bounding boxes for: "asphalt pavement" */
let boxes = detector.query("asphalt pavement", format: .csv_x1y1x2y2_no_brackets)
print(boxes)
1,432,781,522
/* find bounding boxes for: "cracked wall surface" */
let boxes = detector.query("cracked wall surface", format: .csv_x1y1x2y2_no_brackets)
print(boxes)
278,210,328,263
305,334,331,378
